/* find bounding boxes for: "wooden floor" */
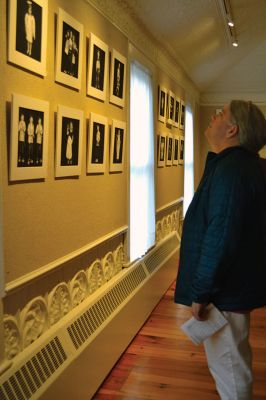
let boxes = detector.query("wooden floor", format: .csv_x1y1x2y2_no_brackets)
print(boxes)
93,282,266,399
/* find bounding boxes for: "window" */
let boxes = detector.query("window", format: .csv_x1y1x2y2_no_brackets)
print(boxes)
183,104,194,216
129,61,155,261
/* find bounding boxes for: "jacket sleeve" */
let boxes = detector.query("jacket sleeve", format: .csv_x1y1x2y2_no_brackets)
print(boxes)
191,166,247,303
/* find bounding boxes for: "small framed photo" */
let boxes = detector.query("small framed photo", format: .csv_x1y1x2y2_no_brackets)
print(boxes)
167,91,175,125
87,113,108,173
8,0,48,76
158,86,167,123
166,133,173,166
180,100,185,130
55,8,83,90
55,105,84,177
173,96,180,128
110,120,126,172
87,33,109,101
157,133,166,167
10,93,49,181
173,135,179,166
179,136,184,165
109,49,127,108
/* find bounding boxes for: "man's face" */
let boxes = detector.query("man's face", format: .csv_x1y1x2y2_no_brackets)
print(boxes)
205,104,234,148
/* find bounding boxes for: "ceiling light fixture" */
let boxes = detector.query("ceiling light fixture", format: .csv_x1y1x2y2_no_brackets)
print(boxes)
219,0,239,47
232,40,238,47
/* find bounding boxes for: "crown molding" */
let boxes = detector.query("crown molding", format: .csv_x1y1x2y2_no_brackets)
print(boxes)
200,91,266,106
86,0,200,102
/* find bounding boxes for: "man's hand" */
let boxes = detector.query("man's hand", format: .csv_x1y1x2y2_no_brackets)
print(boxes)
192,302,209,321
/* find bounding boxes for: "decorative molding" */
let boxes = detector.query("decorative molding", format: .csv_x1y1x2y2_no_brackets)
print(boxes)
86,0,199,102
5,225,128,293
200,92,266,106
47,283,72,326
156,197,184,214
3,315,21,360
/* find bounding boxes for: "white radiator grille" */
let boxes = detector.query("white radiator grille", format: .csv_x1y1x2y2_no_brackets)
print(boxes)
0,337,67,400
67,263,147,349
144,234,179,275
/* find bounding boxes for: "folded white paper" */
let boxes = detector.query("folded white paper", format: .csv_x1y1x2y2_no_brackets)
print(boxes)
180,304,228,345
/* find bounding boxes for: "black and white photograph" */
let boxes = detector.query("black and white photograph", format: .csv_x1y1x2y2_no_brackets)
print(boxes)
109,49,127,108
166,133,173,166
167,91,175,125
10,93,49,181
55,8,83,90
173,135,179,165
157,133,166,167
179,136,184,165
87,34,109,101
110,120,126,172
180,100,185,130
8,0,48,76
158,86,167,123
87,113,108,173
55,105,83,177
173,96,180,128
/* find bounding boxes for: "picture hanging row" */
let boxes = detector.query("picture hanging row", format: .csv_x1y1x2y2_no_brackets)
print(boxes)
8,2,127,107
10,93,126,181
157,133,184,168
158,86,185,130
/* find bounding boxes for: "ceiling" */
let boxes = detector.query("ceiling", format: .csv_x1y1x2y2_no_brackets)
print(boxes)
122,0,266,104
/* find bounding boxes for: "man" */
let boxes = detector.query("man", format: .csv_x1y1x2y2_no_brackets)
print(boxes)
174,100,266,400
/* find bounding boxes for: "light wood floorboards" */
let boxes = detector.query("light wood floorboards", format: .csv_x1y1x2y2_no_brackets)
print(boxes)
93,282,266,399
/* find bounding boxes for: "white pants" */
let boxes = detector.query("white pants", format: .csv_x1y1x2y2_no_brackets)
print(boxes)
204,312,252,400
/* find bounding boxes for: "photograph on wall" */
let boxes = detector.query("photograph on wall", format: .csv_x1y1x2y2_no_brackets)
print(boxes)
158,86,167,123
173,96,180,128
55,8,83,90
157,133,166,167
166,133,173,166
173,135,179,166
109,49,127,108
87,113,108,173
10,93,49,181
179,136,184,165
180,100,185,130
109,120,126,172
8,0,48,76
167,91,175,125
55,105,83,177
87,33,109,101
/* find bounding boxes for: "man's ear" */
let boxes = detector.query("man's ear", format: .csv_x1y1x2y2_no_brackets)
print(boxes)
227,123,238,138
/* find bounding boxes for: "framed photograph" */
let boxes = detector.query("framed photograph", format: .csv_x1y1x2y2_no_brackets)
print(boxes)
55,105,84,177
158,86,167,123
167,91,175,125
87,33,109,101
8,0,48,76
87,113,108,173
166,133,173,166
10,93,49,181
109,49,127,108
109,120,126,172
55,8,83,90
179,136,184,165
157,133,166,167
173,96,180,128
180,100,185,130
173,135,179,166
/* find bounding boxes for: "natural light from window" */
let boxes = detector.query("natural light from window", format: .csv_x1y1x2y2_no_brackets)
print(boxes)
183,105,194,216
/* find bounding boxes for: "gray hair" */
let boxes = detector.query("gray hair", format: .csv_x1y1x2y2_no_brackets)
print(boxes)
230,100,266,153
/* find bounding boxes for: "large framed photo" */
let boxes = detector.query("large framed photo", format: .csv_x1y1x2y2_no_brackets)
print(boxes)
87,113,108,173
110,120,126,172
87,33,109,101
109,49,127,108
179,136,184,165
158,86,167,123
55,105,83,177
173,135,179,166
8,0,48,76
173,96,180,128
10,93,49,181
166,133,173,166
157,133,166,167
55,8,83,90
167,91,175,125
180,100,185,130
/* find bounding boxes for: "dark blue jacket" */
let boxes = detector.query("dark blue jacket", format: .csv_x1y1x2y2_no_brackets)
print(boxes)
174,146,266,311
